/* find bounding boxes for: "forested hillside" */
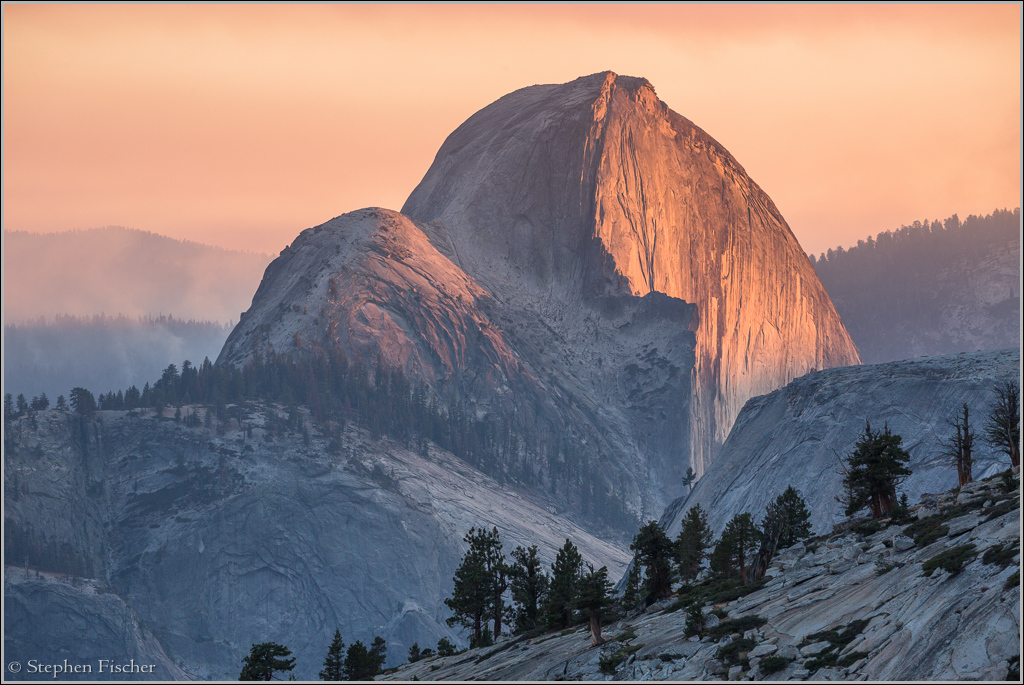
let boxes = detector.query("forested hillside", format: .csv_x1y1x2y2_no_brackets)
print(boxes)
811,208,1020,363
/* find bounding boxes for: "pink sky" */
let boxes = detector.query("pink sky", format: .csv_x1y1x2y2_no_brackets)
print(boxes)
3,4,1020,257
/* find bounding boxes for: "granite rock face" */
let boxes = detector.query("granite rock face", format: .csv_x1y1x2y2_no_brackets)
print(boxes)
661,348,1020,537
4,574,189,681
384,473,1020,682
3,408,628,680
403,71,860,471
218,208,697,530
219,73,857,532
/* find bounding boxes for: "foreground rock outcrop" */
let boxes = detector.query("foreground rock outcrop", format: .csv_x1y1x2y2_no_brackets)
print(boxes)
384,472,1020,681
3,407,628,680
662,348,1020,537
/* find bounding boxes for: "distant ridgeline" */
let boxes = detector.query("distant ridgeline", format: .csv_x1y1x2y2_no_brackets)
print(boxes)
811,208,1021,363
2,227,272,323
5,345,622,525
3,315,233,402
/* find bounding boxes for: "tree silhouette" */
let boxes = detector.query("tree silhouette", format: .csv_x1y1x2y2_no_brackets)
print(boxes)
675,505,713,584
944,403,975,487
986,381,1020,468
682,467,697,492
573,563,614,646
508,544,548,633
319,629,345,681
238,642,295,681
445,528,505,646
630,521,674,602
711,513,759,585
842,421,912,519
544,539,583,629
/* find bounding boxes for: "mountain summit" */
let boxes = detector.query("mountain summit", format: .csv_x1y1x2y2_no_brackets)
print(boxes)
221,73,858,528
403,72,860,469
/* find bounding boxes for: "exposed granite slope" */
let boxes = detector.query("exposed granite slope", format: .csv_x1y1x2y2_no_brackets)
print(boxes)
3,407,628,680
384,473,1020,681
4,573,190,681
218,207,698,531
219,72,858,532
661,348,1020,538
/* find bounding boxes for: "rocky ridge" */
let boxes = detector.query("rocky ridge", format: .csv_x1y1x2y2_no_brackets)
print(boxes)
3,406,628,680
383,471,1020,681
661,348,1020,538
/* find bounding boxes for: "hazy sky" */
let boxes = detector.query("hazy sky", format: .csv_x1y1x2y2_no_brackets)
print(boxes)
3,4,1020,257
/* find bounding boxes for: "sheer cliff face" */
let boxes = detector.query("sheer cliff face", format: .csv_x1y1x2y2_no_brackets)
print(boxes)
219,72,855,528
404,72,860,470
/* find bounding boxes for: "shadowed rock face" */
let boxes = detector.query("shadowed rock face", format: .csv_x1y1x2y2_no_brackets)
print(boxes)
403,71,860,471
5,575,190,681
3,408,629,680
218,207,699,530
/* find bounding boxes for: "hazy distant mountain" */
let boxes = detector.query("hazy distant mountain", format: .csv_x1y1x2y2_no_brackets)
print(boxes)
2,227,273,323
4,315,232,401
811,208,1020,363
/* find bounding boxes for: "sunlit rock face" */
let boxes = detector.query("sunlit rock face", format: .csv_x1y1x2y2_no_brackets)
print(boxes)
404,71,860,471
220,72,856,530
219,211,698,531
218,208,522,402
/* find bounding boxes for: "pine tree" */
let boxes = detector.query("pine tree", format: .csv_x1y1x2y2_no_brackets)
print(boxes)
69,387,96,415
675,504,713,584
238,642,295,681
508,544,548,633
445,527,506,646
55,394,67,411
620,559,643,611
842,421,912,519
319,629,345,681
985,381,1020,468
343,639,385,680
369,636,387,673
544,538,583,629
944,403,975,487
711,512,759,585
573,564,615,646
630,521,674,602
682,467,697,492
684,603,705,638
436,637,456,657
407,642,422,663
774,486,812,549
749,486,813,582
